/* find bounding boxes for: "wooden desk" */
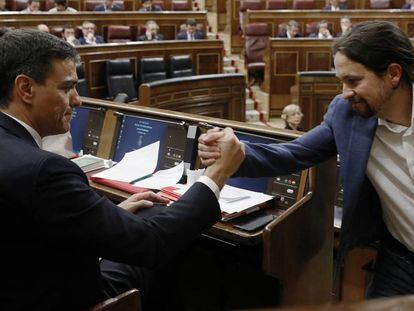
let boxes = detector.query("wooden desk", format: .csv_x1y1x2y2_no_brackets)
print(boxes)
139,73,245,121
0,11,207,41
231,8,413,52
80,98,337,306
76,40,224,98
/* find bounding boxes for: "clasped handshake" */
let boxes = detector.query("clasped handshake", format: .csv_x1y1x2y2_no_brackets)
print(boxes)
198,127,246,189
119,127,245,213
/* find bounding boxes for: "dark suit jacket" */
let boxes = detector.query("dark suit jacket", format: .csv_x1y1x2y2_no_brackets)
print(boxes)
137,33,164,41
0,112,221,310
237,96,385,266
278,32,302,38
79,35,105,45
402,3,413,9
176,31,205,40
94,3,123,11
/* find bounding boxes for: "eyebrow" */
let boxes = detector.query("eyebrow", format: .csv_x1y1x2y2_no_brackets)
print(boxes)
58,79,78,87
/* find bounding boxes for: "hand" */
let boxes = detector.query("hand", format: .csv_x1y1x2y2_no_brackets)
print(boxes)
204,127,245,189
118,191,169,214
198,127,225,166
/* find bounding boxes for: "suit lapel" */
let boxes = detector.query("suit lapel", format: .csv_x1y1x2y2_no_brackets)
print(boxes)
0,112,39,148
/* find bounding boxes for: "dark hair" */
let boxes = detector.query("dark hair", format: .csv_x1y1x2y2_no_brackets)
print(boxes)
186,18,196,26
55,0,68,6
28,0,40,4
0,29,78,108
333,20,414,85
62,24,74,34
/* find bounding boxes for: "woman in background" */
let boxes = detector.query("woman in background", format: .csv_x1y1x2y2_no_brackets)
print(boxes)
281,104,304,131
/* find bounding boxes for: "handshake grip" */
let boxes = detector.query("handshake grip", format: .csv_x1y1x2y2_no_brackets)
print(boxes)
198,126,245,190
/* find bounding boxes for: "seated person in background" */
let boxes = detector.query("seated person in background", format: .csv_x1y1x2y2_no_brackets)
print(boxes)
177,18,204,40
138,0,162,11
138,20,164,41
278,20,301,38
402,0,414,9
281,104,304,131
94,0,123,11
0,0,8,11
79,21,105,45
62,24,80,46
0,28,243,310
48,0,77,12
309,20,333,39
337,16,352,37
21,0,41,12
37,24,50,32
324,0,347,10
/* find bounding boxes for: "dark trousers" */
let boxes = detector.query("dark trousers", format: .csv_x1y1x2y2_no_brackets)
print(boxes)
366,232,414,298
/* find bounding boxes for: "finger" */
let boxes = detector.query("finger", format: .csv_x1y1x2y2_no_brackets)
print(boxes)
207,127,221,133
146,192,170,204
129,191,155,202
198,131,224,144
129,200,154,213
198,143,221,153
198,150,221,160
200,158,217,166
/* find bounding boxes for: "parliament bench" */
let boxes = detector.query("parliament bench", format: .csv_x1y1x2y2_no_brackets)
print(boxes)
231,8,414,52
75,39,224,98
0,11,207,42
72,98,337,307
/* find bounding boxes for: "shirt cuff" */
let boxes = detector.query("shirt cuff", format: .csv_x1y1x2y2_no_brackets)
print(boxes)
197,175,220,200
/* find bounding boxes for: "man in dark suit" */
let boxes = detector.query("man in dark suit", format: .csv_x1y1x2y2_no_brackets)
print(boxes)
138,20,164,41
94,0,123,11
79,21,105,45
138,0,162,11
278,20,301,38
0,28,244,310
200,21,414,299
176,18,204,40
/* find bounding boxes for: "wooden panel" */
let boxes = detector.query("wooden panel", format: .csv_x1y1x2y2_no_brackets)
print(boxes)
297,71,341,130
229,9,414,52
138,73,246,121
0,11,207,41
76,40,224,98
266,39,338,117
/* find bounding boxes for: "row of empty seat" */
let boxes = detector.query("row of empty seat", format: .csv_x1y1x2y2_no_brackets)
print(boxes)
6,0,191,11
77,55,193,102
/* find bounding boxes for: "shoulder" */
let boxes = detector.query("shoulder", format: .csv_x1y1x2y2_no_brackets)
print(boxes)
96,35,105,43
113,4,123,10
176,32,185,39
154,5,162,10
94,4,104,10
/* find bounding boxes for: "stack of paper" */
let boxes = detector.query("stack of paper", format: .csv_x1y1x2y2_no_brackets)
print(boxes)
219,185,274,221
71,155,106,173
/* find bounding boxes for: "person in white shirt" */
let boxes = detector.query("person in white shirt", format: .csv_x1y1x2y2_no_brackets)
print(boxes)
21,0,41,12
199,20,414,299
48,0,77,12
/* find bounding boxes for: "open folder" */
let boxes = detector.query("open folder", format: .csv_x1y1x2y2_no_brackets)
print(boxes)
90,141,184,193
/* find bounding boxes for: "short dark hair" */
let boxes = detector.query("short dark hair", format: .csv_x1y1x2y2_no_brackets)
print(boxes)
55,0,68,6
333,20,414,85
0,29,78,108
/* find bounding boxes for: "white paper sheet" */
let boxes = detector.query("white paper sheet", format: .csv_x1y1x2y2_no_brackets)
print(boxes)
219,185,274,214
133,161,184,190
92,141,159,183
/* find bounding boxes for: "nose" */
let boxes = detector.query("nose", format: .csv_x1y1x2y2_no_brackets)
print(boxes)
342,87,355,100
70,88,82,108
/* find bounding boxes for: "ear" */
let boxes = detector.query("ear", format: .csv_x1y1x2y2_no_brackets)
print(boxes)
387,63,403,89
14,74,36,105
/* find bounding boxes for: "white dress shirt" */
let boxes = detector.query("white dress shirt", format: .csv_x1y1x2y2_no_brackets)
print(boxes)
366,86,414,251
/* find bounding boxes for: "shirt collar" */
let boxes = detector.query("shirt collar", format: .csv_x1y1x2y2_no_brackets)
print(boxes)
2,112,42,148
377,84,414,134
